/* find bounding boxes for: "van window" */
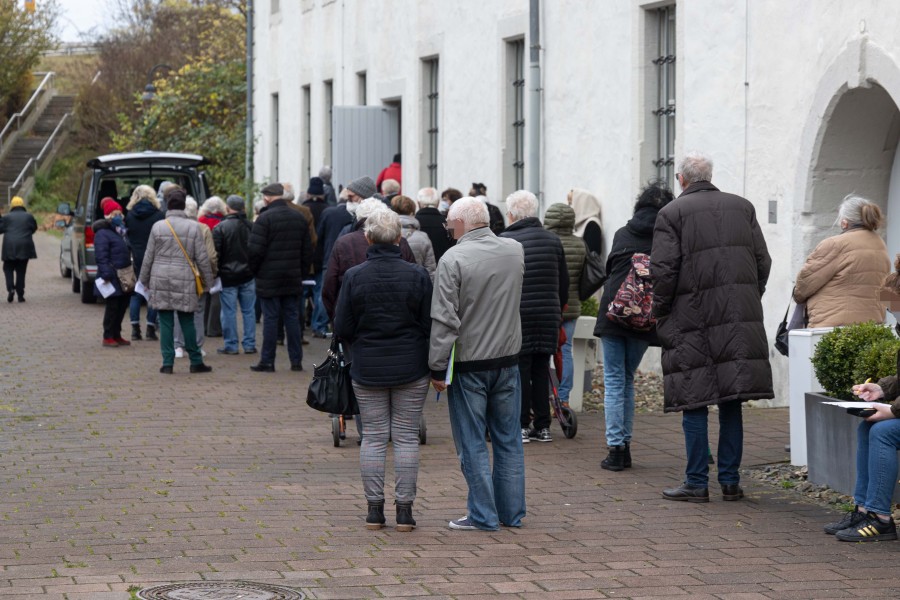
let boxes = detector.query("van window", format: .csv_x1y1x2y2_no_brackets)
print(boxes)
93,172,199,221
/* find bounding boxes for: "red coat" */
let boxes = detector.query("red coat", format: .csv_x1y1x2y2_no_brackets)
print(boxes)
376,162,402,193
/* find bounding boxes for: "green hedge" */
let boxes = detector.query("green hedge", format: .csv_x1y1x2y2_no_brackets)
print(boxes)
811,321,897,399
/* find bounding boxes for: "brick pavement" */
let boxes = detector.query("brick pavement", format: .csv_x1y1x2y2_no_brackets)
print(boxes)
0,232,898,599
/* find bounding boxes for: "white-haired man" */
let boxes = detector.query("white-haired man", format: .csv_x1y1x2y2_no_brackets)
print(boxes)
500,190,568,444
430,197,526,531
652,151,772,503
415,187,454,262
381,178,401,207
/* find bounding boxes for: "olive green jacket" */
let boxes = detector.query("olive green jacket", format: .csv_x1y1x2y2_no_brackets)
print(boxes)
544,203,586,321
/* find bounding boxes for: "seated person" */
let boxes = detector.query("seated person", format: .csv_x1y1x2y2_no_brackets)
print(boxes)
825,377,900,542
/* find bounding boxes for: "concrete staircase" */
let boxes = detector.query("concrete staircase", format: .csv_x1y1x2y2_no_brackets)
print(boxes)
0,95,75,201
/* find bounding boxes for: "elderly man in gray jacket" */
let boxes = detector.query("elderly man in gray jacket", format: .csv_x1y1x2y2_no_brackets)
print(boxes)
430,197,526,531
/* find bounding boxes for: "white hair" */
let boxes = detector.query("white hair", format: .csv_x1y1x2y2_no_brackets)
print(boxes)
505,190,538,221
199,196,226,218
447,196,489,227
281,183,296,202
254,199,266,216
838,193,883,231
364,207,401,244
417,187,439,208
678,151,714,185
184,196,198,220
356,197,387,221
318,165,332,182
381,178,401,195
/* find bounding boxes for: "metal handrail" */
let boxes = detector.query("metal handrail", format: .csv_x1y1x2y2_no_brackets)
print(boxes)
6,112,71,203
0,72,55,151
90,70,102,86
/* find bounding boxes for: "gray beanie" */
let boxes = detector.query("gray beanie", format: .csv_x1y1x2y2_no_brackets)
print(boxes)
226,195,245,212
346,176,376,200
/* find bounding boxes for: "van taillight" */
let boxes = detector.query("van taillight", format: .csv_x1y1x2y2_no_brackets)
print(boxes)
85,226,94,247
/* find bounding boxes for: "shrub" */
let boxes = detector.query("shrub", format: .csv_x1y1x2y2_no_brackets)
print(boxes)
851,337,900,386
581,296,599,318
811,321,896,399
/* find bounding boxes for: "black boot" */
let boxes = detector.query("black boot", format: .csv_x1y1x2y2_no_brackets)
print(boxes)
623,441,632,468
601,445,626,472
366,501,385,530
396,502,416,532
146,324,158,341
131,324,143,341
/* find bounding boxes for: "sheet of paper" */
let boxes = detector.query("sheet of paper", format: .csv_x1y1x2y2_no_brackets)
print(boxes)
95,277,115,299
134,281,149,300
444,343,455,386
209,277,223,294
821,401,892,409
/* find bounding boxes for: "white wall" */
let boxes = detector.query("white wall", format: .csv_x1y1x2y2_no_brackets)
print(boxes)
253,0,900,407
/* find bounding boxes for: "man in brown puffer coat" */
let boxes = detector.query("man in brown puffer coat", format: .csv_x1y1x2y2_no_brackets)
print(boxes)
651,151,773,504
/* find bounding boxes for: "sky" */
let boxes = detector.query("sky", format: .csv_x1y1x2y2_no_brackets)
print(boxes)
53,0,107,43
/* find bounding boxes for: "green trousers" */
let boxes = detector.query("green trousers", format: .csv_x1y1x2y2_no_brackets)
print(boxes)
158,310,203,366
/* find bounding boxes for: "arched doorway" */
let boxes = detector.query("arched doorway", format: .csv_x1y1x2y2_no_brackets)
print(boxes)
799,82,900,258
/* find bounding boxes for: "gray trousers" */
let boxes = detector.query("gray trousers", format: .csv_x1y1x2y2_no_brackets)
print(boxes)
353,375,429,504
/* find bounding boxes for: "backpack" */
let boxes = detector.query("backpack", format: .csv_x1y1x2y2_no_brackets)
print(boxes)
605,253,656,331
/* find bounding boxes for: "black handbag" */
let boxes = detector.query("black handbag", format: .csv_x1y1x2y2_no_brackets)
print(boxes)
578,241,607,301
774,290,807,357
306,338,359,415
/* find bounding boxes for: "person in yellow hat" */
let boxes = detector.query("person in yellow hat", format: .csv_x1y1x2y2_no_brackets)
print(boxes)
0,197,38,302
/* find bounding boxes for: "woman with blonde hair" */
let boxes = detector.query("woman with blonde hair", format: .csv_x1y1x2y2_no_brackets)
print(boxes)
794,194,890,328
126,185,164,340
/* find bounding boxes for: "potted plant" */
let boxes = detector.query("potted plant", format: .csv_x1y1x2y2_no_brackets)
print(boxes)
806,321,900,497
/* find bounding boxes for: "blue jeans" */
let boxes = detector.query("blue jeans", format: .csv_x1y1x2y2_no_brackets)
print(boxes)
129,292,158,327
260,295,302,366
601,335,650,446
682,402,743,487
558,319,576,404
305,271,329,334
220,280,257,352
853,419,900,516
447,366,526,530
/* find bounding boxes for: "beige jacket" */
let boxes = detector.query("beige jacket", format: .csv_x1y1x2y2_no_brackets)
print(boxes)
793,228,890,327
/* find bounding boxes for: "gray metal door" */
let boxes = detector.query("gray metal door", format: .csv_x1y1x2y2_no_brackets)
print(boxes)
332,106,399,191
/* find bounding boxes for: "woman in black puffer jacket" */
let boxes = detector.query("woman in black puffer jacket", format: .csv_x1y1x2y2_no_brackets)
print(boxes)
593,181,673,471
334,208,432,533
93,198,134,347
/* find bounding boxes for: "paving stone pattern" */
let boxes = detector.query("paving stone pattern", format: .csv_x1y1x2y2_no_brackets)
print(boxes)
0,233,899,599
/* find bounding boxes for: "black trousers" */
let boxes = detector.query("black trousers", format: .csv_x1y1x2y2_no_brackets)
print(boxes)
102,294,131,340
519,352,552,430
3,259,28,298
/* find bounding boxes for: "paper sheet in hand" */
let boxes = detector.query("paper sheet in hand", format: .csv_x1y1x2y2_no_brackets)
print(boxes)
95,277,115,298
821,401,892,409
134,281,149,300
445,343,455,386
209,277,223,294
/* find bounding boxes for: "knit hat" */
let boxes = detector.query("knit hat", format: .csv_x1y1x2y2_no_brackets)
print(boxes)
226,195,245,212
101,197,122,216
260,182,284,197
346,176,376,200
307,177,325,196
9,196,24,208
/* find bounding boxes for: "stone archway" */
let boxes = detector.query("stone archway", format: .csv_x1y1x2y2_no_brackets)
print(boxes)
794,37,900,269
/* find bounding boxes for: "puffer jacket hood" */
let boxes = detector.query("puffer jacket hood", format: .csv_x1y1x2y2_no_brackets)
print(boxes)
571,188,601,237
91,218,112,233
625,206,658,237
130,198,160,219
544,203,576,233
399,214,421,234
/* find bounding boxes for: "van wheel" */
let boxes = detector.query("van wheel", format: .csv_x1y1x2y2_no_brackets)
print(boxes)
60,249,72,278
72,273,81,293
80,276,96,304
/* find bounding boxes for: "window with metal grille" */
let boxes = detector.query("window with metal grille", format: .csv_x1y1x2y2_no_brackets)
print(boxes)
302,85,311,181
271,0,280,14
324,80,333,166
357,71,367,105
423,58,439,188
510,39,525,192
652,5,676,187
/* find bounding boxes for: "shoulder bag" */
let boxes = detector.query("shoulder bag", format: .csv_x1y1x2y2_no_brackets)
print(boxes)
605,253,655,331
307,338,359,416
774,289,807,357
578,240,607,301
116,263,136,293
165,220,205,296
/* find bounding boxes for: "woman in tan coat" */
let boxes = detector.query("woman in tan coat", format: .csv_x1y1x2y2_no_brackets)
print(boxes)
794,195,890,328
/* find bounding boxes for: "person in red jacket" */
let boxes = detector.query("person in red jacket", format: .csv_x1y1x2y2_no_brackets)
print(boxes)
376,153,402,193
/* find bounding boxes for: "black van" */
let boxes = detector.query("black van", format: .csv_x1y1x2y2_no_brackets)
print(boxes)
65,151,211,303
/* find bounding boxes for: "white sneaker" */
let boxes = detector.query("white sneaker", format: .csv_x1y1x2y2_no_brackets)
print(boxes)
521,428,530,444
174,347,184,358
200,348,207,357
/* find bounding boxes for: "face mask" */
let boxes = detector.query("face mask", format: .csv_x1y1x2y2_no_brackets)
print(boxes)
439,200,450,214
111,215,124,227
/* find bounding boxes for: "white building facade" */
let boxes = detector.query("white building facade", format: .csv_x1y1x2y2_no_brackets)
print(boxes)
253,0,900,406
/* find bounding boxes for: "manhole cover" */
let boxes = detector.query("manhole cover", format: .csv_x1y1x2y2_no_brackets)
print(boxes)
137,581,305,600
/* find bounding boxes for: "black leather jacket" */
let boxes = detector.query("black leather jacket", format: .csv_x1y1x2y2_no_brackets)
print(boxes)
212,213,254,287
